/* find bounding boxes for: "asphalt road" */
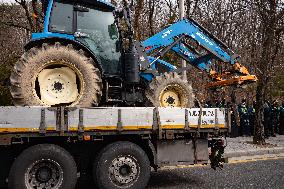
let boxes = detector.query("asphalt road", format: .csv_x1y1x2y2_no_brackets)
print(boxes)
2,158,283,189
147,158,284,189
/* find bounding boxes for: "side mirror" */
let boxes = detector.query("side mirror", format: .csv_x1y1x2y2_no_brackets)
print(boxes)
74,32,89,38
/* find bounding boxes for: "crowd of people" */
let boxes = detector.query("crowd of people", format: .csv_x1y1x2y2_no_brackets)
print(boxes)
197,99,284,138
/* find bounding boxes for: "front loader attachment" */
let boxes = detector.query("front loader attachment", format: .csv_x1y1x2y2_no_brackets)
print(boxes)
206,63,257,88
142,18,258,89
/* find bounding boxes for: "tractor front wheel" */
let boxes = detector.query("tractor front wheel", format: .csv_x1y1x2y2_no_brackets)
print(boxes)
146,72,194,108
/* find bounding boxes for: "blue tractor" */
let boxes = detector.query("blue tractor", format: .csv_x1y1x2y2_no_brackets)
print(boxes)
10,0,257,107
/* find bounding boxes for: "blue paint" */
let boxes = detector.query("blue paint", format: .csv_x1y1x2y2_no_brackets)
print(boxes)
147,57,176,71
32,0,65,41
97,0,116,9
32,32,75,40
140,73,153,81
171,44,212,72
142,19,241,76
43,0,53,33
35,0,115,41
140,57,176,82
30,1,240,86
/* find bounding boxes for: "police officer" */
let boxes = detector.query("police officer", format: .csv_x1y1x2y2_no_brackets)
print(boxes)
248,101,256,136
279,101,284,135
238,99,250,136
270,100,279,137
194,99,200,108
219,99,226,108
228,102,239,137
204,100,212,108
263,100,271,138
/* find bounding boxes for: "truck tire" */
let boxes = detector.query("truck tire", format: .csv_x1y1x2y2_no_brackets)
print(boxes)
10,42,102,107
93,141,150,189
146,72,194,107
8,144,77,189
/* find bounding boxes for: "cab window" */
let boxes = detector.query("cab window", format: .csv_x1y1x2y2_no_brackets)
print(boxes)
49,0,73,33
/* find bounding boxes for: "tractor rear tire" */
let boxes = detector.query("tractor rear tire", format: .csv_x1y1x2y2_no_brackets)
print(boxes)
10,42,102,107
146,72,194,108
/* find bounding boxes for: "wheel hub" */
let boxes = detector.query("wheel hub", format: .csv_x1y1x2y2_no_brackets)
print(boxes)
160,88,181,107
37,67,79,106
53,81,64,91
25,159,63,189
36,167,52,182
109,156,139,186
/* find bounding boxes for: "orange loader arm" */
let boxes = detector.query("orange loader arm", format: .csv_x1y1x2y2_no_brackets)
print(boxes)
206,63,257,88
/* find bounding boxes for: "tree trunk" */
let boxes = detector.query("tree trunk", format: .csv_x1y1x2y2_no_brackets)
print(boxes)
148,0,155,36
253,81,266,144
133,0,144,40
32,0,41,32
230,88,240,127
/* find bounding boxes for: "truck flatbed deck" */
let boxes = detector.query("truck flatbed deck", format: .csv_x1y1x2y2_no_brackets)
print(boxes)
0,107,229,189
0,107,229,134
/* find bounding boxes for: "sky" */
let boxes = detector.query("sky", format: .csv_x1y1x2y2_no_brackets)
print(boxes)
1,0,16,3
0,0,112,3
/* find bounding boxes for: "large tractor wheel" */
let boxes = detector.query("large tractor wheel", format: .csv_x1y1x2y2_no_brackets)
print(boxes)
146,72,194,108
10,42,102,107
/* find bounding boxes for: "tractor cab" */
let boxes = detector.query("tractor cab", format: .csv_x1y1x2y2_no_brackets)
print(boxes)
34,0,121,75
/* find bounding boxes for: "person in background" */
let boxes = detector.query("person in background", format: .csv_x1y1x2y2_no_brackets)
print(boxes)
194,99,200,108
204,100,212,108
238,99,250,136
270,100,279,137
214,100,219,108
228,102,239,137
263,100,272,138
248,101,256,136
219,99,226,108
279,101,284,135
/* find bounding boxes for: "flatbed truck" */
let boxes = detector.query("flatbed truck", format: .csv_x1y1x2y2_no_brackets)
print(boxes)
0,106,229,189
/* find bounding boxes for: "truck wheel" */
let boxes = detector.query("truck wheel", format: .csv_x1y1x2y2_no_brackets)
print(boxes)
146,72,194,107
8,144,77,189
93,141,150,189
10,42,102,107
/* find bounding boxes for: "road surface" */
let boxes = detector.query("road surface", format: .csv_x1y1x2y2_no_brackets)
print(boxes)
147,158,284,189
1,158,283,189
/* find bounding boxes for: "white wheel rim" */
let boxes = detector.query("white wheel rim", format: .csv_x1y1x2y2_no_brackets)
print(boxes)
159,85,185,107
38,67,79,106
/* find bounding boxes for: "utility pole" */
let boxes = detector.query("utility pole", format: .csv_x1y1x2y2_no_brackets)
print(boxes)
179,0,187,80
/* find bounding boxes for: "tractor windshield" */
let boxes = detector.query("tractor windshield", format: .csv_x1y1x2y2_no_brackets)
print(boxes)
76,7,121,75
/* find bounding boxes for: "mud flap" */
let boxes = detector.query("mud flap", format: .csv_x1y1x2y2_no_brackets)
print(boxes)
209,138,225,170
157,139,208,166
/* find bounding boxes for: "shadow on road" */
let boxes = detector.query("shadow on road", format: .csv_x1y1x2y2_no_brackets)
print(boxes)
147,170,204,188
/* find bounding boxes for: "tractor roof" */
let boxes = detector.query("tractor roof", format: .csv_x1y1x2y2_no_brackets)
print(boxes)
81,0,116,9
42,0,116,10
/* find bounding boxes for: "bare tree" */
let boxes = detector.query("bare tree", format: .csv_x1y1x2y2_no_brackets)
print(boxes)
133,0,144,40
253,0,284,144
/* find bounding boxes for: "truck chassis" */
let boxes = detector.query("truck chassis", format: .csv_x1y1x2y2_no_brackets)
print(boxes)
0,107,229,189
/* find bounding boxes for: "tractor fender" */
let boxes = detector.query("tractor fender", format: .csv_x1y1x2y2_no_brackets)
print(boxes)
24,37,105,74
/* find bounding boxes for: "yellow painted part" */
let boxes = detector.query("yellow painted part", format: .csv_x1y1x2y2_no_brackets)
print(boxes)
0,127,56,133
0,124,225,133
161,157,284,170
161,124,225,129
